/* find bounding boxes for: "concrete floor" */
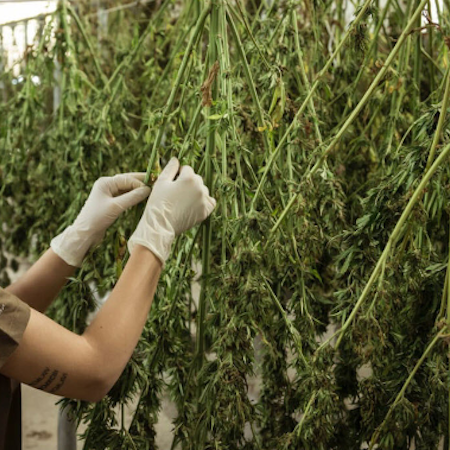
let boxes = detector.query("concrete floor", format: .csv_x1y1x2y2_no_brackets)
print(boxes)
22,385,178,450
22,386,60,450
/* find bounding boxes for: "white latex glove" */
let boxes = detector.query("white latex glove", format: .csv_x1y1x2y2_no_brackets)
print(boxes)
51,173,151,267
128,157,216,266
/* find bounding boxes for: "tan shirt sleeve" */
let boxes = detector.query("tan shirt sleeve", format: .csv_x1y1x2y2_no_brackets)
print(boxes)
0,288,30,370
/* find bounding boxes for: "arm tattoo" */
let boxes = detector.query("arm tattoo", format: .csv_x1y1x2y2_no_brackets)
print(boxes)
38,370,59,391
29,367,50,387
29,367,68,393
50,373,68,394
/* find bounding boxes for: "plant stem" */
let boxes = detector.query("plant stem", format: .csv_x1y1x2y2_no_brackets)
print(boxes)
297,391,316,435
292,10,323,144
427,1,435,94
384,0,414,155
227,11,271,153
66,4,108,86
229,0,271,71
178,101,203,161
412,0,422,112
195,1,217,373
425,66,450,172
144,4,211,184
264,279,307,365
148,16,193,104
307,0,428,174
219,5,247,216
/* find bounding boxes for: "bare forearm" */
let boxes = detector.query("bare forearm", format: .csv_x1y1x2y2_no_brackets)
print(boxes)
82,245,162,389
5,249,76,312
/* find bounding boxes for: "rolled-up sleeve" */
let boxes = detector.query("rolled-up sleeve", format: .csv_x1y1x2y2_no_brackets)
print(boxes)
0,288,30,369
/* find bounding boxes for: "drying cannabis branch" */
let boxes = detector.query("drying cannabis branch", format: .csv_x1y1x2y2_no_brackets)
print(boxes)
195,0,216,374
333,141,450,350
251,0,375,209
270,0,429,234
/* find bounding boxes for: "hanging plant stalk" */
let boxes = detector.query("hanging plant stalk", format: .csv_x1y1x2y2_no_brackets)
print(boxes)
329,141,450,350
144,4,211,184
368,328,447,448
195,2,216,371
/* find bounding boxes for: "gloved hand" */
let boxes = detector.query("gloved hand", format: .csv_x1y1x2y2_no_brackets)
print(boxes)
51,174,151,267
128,157,216,266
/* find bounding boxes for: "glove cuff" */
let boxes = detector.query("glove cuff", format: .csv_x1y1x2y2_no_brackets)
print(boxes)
50,225,100,267
127,206,176,267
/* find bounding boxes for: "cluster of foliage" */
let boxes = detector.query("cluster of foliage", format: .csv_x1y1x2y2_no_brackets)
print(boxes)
1,0,450,448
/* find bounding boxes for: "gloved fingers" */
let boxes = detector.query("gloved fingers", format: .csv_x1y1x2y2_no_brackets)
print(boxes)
202,185,210,196
113,186,151,210
203,200,216,218
207,196,217,211
177,165,195,181
158,157,180,182
110,174,147,195
119,172,147,182
194,174,204,185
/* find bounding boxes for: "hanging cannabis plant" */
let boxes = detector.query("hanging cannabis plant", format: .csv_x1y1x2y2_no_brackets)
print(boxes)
1,0,450,448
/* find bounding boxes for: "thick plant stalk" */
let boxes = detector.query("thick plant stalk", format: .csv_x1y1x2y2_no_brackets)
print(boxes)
193,7,218,448
251,0,375,208
216,2,233,260
328,141,450,350
368,328,447,448
220,5,247,216
269,0,430,234
195,2,216,373
144,4,211,184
